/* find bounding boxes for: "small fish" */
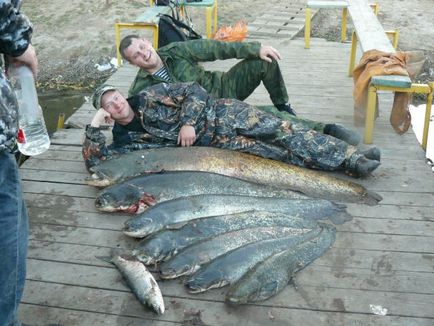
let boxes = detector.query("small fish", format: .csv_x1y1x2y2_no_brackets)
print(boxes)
110,253,165,315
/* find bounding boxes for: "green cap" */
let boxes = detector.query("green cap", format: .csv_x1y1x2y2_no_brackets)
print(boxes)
92,84,117,109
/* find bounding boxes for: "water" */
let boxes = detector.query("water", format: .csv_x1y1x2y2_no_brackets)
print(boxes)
38,89,89,134
17,119,51,156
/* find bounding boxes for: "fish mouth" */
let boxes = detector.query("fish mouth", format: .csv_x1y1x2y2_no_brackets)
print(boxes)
187,279,229,293
85,172,112,187
160,264,199,280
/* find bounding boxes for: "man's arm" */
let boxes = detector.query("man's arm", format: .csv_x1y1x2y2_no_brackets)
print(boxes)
82,125,112,171
0,1,33,58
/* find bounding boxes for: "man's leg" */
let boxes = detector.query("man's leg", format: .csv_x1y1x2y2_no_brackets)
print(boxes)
220,58,288,106
278,130,380,176
0,151,29,326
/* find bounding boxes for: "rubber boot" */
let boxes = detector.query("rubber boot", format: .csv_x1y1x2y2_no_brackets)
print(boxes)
275,103,297,116
351,156,381,177
360,147,381,161
324,123,361,146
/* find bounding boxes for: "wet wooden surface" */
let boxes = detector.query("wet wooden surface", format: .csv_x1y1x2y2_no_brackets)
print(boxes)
17,37,434,325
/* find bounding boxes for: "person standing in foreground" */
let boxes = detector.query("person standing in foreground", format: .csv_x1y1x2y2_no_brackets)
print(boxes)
0,1,38,325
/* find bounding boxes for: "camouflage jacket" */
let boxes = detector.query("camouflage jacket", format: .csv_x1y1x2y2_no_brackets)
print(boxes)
0,0,32,153
128,39,261,97
83,82,215,170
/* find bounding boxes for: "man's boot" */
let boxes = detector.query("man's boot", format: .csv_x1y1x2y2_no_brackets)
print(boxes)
324,123,361,146
360,147,381,161
275,103,297,116
348,156,381,177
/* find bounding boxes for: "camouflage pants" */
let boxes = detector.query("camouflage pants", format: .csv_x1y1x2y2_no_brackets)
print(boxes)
211,99,358,171
220,58,288,106
216,58,325,132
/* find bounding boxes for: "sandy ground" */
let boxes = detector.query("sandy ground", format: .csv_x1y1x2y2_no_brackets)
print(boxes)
22,0,434,89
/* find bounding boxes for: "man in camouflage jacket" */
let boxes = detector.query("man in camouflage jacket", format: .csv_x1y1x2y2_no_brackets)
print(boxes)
0,1,38,324
118,36,361,145
83,82,380,177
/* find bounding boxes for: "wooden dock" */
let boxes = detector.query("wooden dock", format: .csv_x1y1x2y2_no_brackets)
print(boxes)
17,37,434,325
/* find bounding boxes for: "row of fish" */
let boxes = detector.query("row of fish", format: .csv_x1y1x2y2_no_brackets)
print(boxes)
111,191,343,313
86,148,380,314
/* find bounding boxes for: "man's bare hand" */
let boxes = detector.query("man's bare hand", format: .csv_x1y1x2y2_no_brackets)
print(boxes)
259,45,281,63
90,109,113,128
178,125,196,147
7,44,38,79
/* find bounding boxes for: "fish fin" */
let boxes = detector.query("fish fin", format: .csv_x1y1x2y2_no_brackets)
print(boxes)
95,248,128,264
95,255,112,264
363,190,383,206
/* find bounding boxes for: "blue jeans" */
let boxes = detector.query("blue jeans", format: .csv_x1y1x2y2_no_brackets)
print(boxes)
0,151,28,326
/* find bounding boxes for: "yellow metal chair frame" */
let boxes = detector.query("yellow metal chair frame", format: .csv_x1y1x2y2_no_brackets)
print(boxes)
149,0,218,38
348,30,400,76
115,22,160,67
365,82,433,149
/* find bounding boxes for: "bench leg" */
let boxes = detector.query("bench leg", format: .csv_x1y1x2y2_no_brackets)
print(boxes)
115,23,122,67
370,3,380,15
152,25,159,49
213,0,218,33
385,30,400,49
348,31,357,76
341,8,348,42
205,7,213,38
364,85,377,144
422,84,433,150
304,7,311,49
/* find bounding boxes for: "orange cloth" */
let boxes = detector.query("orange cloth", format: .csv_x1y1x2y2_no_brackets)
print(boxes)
352,50,411,134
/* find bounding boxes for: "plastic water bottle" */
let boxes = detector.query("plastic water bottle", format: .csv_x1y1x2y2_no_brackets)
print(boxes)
9,65,50,156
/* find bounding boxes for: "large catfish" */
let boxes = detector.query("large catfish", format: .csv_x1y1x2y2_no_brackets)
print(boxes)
123,194,351,238
86,147,381,205
96,171,306,214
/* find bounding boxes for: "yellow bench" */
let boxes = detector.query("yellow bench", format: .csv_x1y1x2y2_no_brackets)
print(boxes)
348,0,433,148
115,5,172,66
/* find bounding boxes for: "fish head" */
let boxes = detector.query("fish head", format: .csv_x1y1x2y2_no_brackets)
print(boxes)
226,277,276,304
160,263,200,280
96,186,157,214
123,217,155,238
185,270,228,293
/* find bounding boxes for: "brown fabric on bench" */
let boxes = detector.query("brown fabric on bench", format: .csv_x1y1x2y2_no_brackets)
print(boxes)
352,49,411,134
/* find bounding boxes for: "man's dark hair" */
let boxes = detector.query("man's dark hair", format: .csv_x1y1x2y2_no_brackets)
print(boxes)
119,34,141,61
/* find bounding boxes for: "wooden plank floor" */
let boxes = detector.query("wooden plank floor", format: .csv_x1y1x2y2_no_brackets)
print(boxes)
17,38,434,325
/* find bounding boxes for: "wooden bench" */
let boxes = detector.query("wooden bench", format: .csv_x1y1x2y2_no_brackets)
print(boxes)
150,0,218,39
348,0,433,147
114,5,172,66
304,0,349,49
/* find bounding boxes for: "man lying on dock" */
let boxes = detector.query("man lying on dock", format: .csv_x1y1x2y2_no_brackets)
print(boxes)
82,82,381,177
119,35,360,145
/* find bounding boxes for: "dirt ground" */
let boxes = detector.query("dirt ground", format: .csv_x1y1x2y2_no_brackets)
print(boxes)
22,0,434,90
